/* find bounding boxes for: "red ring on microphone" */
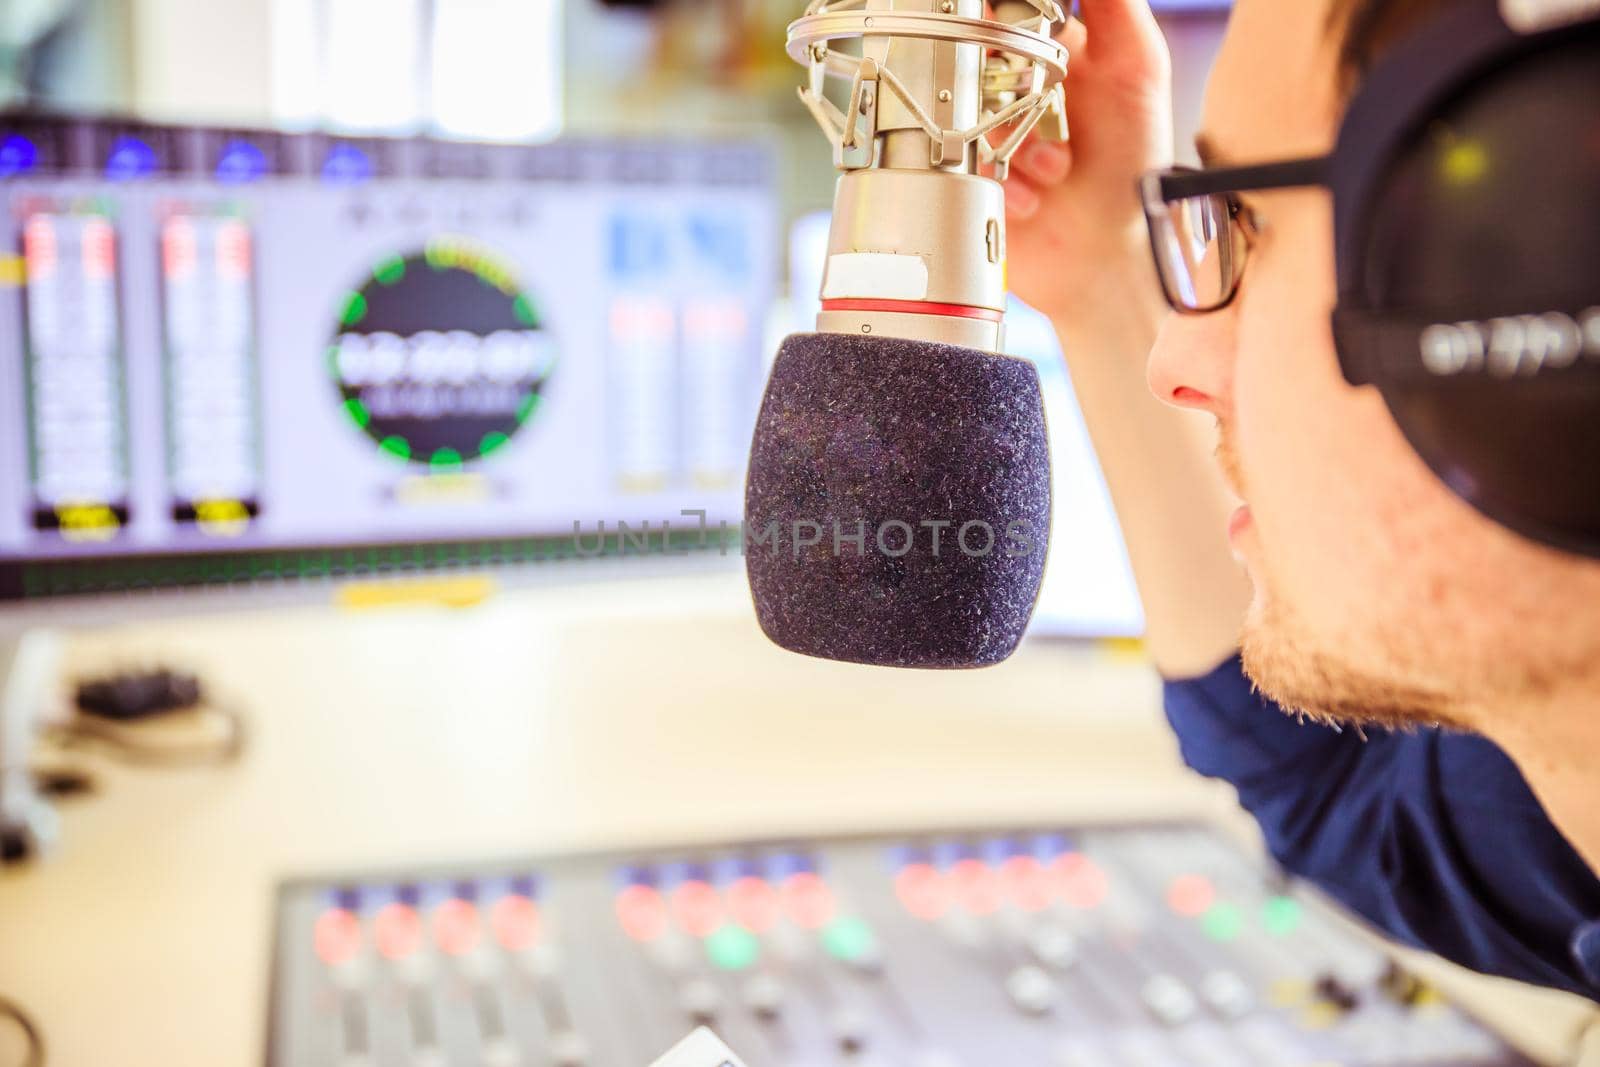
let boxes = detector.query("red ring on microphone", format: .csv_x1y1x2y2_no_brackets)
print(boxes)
821,298,1004,322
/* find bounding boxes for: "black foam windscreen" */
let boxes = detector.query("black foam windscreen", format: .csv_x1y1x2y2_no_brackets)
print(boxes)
1348,26,1600,556
745,332,1051,669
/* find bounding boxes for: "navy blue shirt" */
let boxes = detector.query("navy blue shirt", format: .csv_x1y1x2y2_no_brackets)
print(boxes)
1164,653,1600,1000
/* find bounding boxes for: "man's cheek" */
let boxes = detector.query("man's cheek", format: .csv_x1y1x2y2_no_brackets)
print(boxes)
1240,379,1372,593
1344,393,1443,533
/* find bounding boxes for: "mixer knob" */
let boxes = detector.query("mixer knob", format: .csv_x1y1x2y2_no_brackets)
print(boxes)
527,942,563,980
937,912,985,949
651,935,697,976
829,1007,872,1054
396,953,432,987
1312,973,1360,1014
1140,974,1198,1027
679,978,723,1024
462,949,498,983
1028,925,1078,970
847,941,885,975
1378,960,1435,1007
332,956,373,990
767,922,813,965
483,1036,521,1067
743,974,785,1021
550,1030,590,1067
1005,965,1057,1016
1198,970,1253,1019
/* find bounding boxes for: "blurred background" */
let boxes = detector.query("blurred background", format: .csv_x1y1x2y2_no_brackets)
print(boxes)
6,4,1594,1067
0,0,1246,634
0,0,1224,209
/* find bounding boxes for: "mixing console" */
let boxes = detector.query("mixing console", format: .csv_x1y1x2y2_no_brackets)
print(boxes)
269,823,1531,1066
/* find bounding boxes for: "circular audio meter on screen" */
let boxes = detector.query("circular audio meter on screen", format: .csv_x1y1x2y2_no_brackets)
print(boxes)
328,237,556,468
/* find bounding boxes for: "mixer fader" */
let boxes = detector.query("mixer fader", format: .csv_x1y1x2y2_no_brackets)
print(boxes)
269,823,1531,1066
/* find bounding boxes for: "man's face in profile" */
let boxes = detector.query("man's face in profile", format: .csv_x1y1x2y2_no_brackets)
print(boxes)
1146,0,1600,730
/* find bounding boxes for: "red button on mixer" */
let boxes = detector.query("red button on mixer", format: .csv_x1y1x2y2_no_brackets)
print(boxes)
433,897,482,957
950,859,1003,916
894,862,950,922
374,902,423,960
1000,855,1053,913
782,871,837,930
616,884,669,943
672,880,724,939
313,908,362,966
727,876,781,934
491,894,540,953
1053,854,1109,910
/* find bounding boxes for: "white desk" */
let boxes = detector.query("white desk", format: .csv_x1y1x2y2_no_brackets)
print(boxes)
0,569,1594,1065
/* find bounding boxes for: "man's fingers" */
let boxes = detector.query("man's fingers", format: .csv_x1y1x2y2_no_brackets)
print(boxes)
1076,0,1163,60
1005,177,1042,219
1013,141,1072,184
1056,14,1087,54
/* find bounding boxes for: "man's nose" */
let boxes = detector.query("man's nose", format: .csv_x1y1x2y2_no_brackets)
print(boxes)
1147,306,1236,417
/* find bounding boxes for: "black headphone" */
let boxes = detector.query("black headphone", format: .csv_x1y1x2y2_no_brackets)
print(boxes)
1328,0,1600,558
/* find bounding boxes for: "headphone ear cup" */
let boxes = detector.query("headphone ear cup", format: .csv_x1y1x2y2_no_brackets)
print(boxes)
1382,376,1600,556
1342,26,1600,556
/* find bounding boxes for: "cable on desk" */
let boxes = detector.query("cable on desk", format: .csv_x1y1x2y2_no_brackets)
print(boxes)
0,995,45,1067
46,700,247,769
41,667,249,769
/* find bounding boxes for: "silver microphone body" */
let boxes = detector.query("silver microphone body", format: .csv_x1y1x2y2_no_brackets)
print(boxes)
743,1,1069,668
819,168,1008,350
796,0,1067,349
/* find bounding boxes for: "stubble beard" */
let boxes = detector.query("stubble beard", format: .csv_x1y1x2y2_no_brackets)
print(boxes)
1239,584,1468,733
1217,424,1466,733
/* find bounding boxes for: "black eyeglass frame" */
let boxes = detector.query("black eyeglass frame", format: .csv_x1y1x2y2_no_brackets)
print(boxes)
1139,155,1331,314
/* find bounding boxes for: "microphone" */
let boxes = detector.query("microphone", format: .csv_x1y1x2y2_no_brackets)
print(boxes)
745,0,1069,669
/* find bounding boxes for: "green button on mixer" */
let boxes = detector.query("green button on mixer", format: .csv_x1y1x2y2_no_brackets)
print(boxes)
823,916,877,963
1262,895,1302,936
706,924,761,971
1202,901,1244,942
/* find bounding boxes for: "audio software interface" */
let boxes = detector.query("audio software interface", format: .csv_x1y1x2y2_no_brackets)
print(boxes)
269,822,1531,1066
0,115,775,600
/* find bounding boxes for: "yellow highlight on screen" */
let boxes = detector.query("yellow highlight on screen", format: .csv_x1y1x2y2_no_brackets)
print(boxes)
1096,636,1148,662
336,576,497,612
423,236,520,295
57,503,121,542
395,472,490,507
0,255,25,287
195,499,251,537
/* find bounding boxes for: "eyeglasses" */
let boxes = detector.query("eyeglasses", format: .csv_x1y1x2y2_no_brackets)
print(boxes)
1140,156,1330,314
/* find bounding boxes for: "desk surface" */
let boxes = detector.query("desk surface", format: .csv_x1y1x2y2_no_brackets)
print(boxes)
1,568,1594,1065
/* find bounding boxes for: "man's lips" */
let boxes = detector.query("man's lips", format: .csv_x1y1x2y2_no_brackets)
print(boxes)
1214,424,1250,543
1228,504,1253,542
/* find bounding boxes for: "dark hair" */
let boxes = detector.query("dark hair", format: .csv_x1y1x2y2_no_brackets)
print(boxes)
1330,0,1458,94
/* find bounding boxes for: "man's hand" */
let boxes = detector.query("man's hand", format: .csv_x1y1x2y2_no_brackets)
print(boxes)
997,1,1253,679
1002,0,1174,325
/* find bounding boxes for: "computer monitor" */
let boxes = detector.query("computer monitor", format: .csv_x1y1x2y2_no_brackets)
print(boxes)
0,116,777,606
0,114,779,855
